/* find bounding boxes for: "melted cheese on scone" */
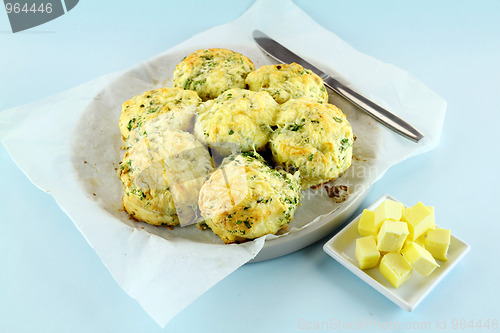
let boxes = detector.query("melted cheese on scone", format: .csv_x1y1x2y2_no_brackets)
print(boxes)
270,97,353,189
245,63,328,104
119,87,200,148
172,48,255,101
198,152,301,243
194,88,280,155
118,130,212,226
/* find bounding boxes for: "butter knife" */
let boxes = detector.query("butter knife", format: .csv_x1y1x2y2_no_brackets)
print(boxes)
252,30,424,143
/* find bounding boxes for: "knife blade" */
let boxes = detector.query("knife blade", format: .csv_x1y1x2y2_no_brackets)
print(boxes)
252,30,424,143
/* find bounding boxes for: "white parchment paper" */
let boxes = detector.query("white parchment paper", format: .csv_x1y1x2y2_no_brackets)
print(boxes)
0,0,446,327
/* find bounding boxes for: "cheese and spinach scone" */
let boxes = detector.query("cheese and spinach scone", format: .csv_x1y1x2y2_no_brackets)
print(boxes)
172,48,255,101
118,87,201,149
270,97,353,189
198,152,301,244
118,130,212,226
194,88,279,155
245,63,328,104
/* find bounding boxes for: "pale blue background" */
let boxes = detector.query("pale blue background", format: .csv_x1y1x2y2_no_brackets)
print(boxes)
1,1,499,332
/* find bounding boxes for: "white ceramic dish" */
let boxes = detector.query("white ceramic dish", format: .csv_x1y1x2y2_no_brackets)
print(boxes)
72,44,383,262
323,194,471,311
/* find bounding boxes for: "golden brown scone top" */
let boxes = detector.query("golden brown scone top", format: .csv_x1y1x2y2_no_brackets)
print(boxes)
199,152,301,244
172,48,255,101
270,97,353,189
246,62,328,104
118,130,212,226
194,88,280,155
119,87,201,148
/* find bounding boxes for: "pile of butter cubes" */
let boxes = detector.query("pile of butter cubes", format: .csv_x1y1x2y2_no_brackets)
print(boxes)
355,199,451,288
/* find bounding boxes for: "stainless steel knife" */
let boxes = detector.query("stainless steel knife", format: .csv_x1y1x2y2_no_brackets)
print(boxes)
252,30,424,143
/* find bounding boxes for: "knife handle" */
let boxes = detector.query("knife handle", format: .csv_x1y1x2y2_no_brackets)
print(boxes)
323,76,424,143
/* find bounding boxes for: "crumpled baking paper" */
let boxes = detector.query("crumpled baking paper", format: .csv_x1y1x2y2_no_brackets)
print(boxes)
0,0,446,327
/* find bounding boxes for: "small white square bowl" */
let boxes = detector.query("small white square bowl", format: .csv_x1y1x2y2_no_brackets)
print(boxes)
323,194,470,311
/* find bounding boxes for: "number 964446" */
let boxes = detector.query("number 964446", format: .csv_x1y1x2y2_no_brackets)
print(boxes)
5,2,53,14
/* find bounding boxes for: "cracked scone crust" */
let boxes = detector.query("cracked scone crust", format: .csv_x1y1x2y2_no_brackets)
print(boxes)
270,97,353,189
194,88,279,154
198,152,301,244
245,62,328,104
118,130,212,226
172,48,255,101
118,87,201,149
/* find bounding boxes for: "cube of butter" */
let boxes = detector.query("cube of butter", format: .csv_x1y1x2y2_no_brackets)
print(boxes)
377,220,409,253
425,228,451,261
374,199,404,228
358,209,377,236
379,253,412,288
402,242,440,276
402,202,435,240
355,235,380,269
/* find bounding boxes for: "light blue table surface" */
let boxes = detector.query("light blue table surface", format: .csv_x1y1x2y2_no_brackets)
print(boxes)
1,1,499,332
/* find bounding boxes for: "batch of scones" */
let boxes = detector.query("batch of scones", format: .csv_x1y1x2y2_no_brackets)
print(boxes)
117,48,354,244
